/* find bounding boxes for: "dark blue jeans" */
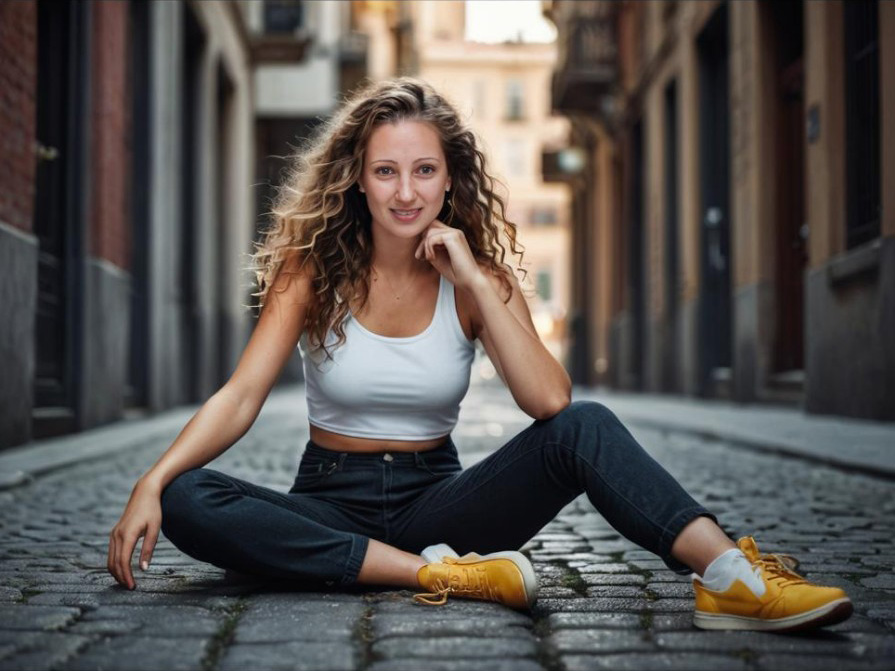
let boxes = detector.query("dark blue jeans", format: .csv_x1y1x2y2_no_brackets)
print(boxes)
160,401,715,586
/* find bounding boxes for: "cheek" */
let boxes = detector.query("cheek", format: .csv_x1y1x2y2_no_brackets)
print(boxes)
424,182,449,202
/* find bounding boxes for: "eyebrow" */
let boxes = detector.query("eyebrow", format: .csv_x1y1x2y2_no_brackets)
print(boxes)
369,157,442,165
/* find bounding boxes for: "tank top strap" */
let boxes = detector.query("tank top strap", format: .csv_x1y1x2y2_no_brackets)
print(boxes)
436,274,475,349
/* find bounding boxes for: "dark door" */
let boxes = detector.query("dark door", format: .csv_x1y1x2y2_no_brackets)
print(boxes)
628,119,645,391
33,1,82,434
127,0,151,408
180,3,205,402
663,80,680,392
771,0,806,373
697,4,732,395
216,61,235,388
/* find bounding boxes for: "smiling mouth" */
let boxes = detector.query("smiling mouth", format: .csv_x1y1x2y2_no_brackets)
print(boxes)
391,208,422,219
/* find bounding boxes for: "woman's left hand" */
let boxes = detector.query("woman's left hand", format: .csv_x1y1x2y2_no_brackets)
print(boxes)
415,220,484,290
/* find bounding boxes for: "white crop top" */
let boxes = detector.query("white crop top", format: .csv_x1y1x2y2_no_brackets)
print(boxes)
299,275,476,440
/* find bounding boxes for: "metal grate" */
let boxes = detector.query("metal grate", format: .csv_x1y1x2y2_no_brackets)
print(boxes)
844,0,881,249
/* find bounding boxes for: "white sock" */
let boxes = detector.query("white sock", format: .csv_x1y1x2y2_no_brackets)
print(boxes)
698,548,766,596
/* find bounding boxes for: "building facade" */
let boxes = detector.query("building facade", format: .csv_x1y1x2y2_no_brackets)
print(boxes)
365,1,573,358
546,0,895,420
0,0,256,449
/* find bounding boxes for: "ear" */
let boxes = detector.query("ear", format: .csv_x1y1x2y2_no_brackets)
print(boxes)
445,178,451,192
358,182,365,193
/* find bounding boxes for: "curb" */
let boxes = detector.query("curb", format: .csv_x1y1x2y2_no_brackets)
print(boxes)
0,387,308,492
613,413,895,481
0,406,198,491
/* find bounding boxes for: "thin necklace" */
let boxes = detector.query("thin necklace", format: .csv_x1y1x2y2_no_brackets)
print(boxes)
372,265,421,301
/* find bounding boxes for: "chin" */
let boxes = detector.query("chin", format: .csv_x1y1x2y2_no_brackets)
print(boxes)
374,211,437,238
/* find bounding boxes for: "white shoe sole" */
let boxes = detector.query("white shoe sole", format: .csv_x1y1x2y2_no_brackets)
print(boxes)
694,597,853,632
420,543,539,608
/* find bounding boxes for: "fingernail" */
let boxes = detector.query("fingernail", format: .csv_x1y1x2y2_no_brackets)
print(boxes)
141,560,148,571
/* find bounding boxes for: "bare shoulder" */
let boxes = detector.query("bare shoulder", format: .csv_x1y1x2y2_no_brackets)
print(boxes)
227,251,315,407
265,251,316,308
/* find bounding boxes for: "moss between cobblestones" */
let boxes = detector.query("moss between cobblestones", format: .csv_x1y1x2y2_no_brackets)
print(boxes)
201,599,246,671
733,648,757,664
18,587,43,603
560,568,588,597
638,611,654,631
354,594,375,669
531,611,563,671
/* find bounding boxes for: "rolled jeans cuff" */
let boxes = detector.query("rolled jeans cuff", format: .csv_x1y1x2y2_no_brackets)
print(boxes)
340,534,370,586
659,507,719,575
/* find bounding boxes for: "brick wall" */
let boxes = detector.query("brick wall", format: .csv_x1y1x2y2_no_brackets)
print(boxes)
0,1,37,233
90,0,130,270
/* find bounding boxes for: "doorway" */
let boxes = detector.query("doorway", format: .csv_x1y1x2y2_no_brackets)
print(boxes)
628,119,645,391
769,1,806,375
696,4,732,396
32,0,87,437
126,0,151,409
663,79,680,392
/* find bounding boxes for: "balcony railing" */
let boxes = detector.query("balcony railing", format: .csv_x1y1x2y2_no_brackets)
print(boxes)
550,1,618,118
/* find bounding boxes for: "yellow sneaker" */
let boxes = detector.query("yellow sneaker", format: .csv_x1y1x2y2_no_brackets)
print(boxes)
414,552,538,610
693,537,853,632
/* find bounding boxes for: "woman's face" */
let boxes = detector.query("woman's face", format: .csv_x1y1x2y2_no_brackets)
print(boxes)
358,120,451,240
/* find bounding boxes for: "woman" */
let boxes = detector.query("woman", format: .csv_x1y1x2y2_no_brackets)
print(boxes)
108,78,851,632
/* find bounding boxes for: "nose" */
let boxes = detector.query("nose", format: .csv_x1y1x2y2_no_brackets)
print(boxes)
395,175,415,204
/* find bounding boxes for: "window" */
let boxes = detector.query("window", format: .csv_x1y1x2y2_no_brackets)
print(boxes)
505,79,525,120
530,206,558,226
536,271,552,301
264,0,303,34
844,0,880,249
504,139,526,177
472,80,486,120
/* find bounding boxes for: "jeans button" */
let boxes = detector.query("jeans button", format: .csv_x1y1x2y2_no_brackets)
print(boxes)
383,453,394,462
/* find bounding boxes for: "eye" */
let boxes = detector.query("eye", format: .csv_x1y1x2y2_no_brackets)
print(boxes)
418,165,436,175
374,166,394,176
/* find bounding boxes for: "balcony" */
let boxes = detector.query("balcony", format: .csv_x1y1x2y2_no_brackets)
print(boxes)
550,1,618,119
249,0,311,64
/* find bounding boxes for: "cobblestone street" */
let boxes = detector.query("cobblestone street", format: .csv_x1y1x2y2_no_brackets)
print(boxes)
1,382,894,671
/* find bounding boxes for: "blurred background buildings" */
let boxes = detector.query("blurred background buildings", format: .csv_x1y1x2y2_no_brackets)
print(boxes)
544,0,894,420
0,0,892,451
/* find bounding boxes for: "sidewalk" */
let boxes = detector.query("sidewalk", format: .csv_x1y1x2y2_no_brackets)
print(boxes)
2,384,892,489
577,387,895,479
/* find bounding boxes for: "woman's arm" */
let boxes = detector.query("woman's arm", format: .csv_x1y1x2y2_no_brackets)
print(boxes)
417,221,571,420
108,253,313,588
469,267,571,420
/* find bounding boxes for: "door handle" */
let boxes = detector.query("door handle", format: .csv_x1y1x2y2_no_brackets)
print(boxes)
704,207,726,272
34,141,59,163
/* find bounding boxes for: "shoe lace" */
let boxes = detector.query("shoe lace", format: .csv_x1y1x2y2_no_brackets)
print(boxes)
759,551,799,571
752,552,807,587
413,559,501,606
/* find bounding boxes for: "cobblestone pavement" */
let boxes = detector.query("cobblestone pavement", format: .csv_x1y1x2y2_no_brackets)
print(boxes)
1,382,894,671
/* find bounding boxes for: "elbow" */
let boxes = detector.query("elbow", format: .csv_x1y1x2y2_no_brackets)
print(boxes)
530,392,572,421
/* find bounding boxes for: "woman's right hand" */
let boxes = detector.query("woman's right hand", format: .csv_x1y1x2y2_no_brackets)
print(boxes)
107,477,162,590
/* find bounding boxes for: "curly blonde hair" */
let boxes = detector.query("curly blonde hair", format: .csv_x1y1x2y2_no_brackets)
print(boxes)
251,77,524,358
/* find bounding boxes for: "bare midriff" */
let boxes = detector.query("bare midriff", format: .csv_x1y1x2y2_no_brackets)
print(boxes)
309,424,449,453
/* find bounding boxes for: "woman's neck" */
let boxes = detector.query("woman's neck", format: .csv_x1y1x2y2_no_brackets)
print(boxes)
370,229,427,276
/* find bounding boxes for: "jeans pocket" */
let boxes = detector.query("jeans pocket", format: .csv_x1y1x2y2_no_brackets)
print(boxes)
414,454,462,478
290,460,339,492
